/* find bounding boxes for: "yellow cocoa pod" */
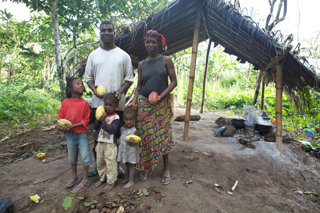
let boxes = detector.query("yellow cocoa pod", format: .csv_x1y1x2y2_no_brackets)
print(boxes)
96,85,106,98
125,135,141,144
95,105,105,120
57,119,72,127
36,152,46,159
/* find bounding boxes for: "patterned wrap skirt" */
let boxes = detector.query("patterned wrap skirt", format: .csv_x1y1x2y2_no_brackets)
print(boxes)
136,94,174,174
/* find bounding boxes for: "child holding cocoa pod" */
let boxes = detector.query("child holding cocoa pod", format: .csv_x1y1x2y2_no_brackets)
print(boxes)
94,93,121,191
117,107,139,188
57,77,91,193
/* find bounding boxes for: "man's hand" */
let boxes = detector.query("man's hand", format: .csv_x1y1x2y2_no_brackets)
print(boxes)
113,90,121,100
93,86,98,97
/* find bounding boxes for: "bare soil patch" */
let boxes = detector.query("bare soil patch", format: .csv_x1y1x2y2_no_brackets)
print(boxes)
0,108,319,213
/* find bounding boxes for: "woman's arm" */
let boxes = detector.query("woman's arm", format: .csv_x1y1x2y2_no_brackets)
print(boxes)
158,56,177,100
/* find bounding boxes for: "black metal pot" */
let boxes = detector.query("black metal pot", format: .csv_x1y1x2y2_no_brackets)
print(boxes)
232,119,245,129
254,124,272,134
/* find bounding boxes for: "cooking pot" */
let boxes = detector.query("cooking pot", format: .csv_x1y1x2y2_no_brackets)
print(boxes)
232,119,245,129
254,124,272,134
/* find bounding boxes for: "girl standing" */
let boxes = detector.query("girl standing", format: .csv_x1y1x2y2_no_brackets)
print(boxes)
57,77,91,193
117,107,139,188
126,30,177,184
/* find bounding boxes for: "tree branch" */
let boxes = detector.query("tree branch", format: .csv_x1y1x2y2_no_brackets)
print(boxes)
265,0,287,32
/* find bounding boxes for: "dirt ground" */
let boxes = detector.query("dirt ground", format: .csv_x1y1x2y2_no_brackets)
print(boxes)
0,108,320,213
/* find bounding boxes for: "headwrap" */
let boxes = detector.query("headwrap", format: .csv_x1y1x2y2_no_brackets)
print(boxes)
144,30,167,52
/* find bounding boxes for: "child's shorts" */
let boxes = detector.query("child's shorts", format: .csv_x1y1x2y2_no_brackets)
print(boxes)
64,132,92,166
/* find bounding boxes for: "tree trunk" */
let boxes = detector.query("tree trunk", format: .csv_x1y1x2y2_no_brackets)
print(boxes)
50,0,65,100
200,39,212,113
260,72,266,110
72,30,78,77
252,70,263,106
245,64,251,90
41,55,47,89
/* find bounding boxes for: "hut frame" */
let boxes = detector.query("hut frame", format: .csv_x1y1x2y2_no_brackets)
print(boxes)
78,0,320,152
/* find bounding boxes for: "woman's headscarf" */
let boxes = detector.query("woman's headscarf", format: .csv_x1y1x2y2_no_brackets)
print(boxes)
144,30,167,52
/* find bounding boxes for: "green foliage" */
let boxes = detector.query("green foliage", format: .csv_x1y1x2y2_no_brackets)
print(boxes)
172,42,320,135
84,200,98,209
172,45,254,110
137,188,149,196
0,79,60,123
62,196,73,211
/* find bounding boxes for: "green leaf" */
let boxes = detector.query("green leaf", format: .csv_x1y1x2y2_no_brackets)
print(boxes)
310,142,317,149
142,188,149,196
61,191,67,195
84,202,91,207
90,205,96,209
91,200,98,204
70,190,76,194
77,197,84,200
62,196,73,211
137,188,143,196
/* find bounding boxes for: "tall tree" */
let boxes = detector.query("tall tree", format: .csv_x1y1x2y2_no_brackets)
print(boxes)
8,0,66,98
253,0,288,106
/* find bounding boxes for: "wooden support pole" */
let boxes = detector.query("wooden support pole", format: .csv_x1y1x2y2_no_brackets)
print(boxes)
253,70,263,106
275,64,283,152
261,71,266,110
200,39,212,113
184,3,202,140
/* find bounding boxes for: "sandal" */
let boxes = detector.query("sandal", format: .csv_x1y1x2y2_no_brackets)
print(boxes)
73,181,89,193
162,176,171,185
65,177,81,188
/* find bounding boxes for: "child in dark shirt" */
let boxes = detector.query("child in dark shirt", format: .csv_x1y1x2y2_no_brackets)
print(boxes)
94,93,120,191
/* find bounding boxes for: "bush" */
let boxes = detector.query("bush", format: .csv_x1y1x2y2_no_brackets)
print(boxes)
0,82,60,123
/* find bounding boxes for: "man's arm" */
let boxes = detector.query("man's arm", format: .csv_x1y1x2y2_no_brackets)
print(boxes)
114,53,134,99
114,81,133,99
87,80,97,96
84,53,98,96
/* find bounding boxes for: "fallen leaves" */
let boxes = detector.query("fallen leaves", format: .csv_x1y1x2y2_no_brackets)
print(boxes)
16,142,30,149
202,152,212,156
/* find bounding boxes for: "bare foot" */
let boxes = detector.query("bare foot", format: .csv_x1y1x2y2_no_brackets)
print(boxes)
95,180,104,187
103,183,114,191
123,181,134,189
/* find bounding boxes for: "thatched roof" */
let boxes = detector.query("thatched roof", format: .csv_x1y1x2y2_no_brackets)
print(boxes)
115,0,319,92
